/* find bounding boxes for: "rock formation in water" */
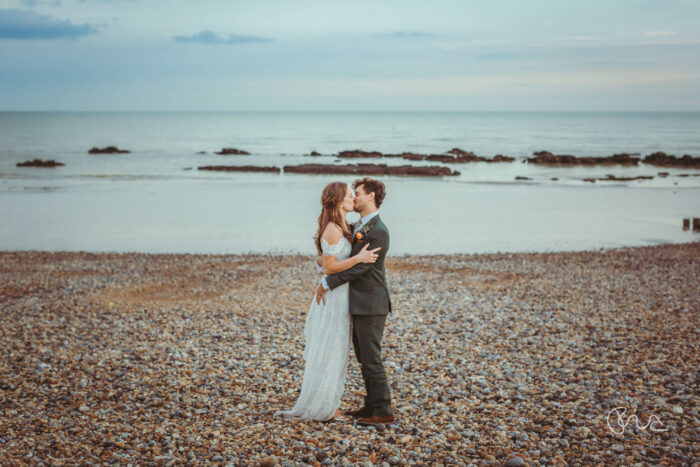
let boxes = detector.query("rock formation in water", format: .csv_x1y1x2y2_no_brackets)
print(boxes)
283,163,459,176
88,146,130,154
335,148,514,163
215,148,250,155
197,165,280,173
527,151,640,165
642,152,700,168
16,159,65,167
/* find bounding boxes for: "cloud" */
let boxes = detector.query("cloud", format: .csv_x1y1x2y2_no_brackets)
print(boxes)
644,30,676,37
378,31,439,39
0,8,98,39
173,30,272,45
21,0,61,6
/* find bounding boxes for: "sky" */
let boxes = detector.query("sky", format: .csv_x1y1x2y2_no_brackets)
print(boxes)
1,0,699,111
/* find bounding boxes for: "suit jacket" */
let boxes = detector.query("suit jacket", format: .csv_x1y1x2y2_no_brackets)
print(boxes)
325,214,392,315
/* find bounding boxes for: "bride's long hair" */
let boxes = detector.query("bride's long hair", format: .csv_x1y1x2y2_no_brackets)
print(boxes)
314,182,353,255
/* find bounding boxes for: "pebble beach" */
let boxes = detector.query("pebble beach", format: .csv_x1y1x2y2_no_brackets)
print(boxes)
1,242,698,466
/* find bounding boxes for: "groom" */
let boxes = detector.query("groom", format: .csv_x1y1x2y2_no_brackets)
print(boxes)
316,177,395,426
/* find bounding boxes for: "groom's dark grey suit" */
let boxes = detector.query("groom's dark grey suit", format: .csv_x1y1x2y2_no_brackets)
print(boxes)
324,213,393,417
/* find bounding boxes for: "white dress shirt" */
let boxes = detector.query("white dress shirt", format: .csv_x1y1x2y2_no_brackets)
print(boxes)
319,210,379,290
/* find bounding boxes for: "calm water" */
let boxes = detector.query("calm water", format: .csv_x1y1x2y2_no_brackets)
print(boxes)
1,111,699,254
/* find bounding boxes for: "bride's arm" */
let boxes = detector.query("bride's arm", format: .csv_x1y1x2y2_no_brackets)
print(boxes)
321,224,379,275
322,252,361,275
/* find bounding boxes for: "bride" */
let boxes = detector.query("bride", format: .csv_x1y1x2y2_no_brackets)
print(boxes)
274,181,381,421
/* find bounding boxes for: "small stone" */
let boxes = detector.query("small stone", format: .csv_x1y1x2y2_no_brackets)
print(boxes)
672,405,683,414
505,456,526,467
388,456,401,465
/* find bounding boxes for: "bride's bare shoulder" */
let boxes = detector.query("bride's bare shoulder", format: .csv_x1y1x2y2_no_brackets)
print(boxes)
322,222,343,246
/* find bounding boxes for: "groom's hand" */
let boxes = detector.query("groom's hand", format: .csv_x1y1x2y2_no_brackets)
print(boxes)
316,282,327,305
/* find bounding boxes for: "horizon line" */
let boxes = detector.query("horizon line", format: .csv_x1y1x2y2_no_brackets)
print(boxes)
2,109,700,113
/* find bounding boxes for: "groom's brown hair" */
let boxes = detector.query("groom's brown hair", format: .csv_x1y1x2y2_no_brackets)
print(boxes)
353,177,386,208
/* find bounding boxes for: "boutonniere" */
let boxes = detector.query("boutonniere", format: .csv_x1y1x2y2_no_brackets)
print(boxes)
354,222,374,242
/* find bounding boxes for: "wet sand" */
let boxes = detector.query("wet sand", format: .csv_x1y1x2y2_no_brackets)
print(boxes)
0,242,698,465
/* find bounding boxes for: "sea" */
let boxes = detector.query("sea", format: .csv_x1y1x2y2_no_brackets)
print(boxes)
1,111,699,255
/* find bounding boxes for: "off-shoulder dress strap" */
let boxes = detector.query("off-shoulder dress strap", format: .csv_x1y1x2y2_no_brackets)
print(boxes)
321,236,346,256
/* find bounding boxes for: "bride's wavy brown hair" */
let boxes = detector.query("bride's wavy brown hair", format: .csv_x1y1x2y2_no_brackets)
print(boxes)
314,182,353,255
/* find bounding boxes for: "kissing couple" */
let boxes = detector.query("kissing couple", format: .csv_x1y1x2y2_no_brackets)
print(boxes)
275,177,395,425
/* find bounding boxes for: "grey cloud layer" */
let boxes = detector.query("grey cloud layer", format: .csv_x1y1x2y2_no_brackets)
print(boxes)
0,8,98,39
173,30,272,45
21,0,62,6
1,1,699,110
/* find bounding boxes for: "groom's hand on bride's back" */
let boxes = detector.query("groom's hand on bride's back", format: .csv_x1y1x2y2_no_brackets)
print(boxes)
324,229,388,291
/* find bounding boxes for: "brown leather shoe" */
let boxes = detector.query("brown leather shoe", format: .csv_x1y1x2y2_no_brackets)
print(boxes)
356,414,395,426
344,406,372,418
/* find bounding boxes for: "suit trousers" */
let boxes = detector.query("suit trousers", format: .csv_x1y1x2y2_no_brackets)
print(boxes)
351,314,393,416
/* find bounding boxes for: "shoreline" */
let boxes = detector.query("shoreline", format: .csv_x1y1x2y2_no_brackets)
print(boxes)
2,238,699,258
1,242,698,464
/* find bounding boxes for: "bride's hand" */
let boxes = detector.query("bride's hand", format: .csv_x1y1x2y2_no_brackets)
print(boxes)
356,243,381,263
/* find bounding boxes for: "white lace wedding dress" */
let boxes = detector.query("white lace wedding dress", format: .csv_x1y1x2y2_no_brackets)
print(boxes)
274,236,352,421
